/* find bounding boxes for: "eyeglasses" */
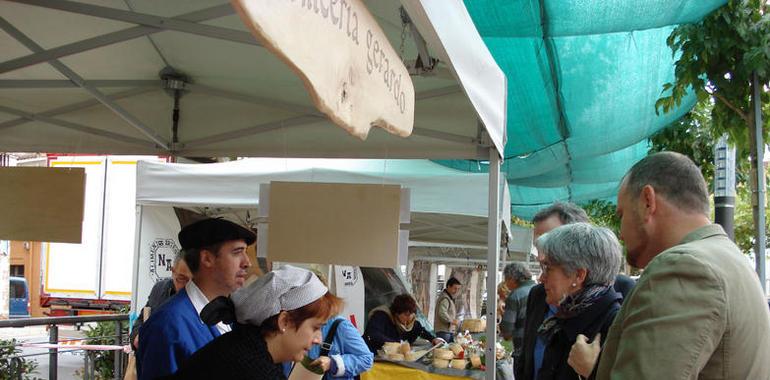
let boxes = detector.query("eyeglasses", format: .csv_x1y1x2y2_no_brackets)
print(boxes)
539,262,558,276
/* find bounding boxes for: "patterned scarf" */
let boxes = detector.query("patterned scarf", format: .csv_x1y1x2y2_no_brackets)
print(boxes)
537,284,611,341
368,305,415,333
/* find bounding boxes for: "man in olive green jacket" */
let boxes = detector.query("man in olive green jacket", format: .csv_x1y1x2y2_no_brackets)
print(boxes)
571,152,770,379
434,277,461,342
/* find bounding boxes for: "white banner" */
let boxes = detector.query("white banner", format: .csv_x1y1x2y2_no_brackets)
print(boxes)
333,265,366,334
131,206,181,311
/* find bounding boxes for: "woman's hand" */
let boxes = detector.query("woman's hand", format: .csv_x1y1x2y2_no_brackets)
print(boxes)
568,333,601,377
431,337,446,346
311,356,332,373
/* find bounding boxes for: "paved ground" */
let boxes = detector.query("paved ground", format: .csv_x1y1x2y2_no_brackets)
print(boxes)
1,324,91,380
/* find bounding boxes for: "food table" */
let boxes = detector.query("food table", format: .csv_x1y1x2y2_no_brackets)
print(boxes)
362,361,480,380
362,357,514,380
361,327,515,380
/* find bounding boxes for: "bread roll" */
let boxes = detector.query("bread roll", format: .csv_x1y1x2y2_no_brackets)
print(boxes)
450,359,467,369
434,348,454,360
448,343,464,356
432,358,450,368
398,342,411,355
470,355,482,368
382,342,400,355
387,353,405,361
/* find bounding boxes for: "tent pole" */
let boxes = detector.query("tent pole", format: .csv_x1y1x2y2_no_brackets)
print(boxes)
751,71,767,294
129,204,144,329
485,147,502,380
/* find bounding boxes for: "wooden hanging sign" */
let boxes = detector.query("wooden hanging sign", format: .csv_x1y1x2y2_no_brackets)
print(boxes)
232,0,415,139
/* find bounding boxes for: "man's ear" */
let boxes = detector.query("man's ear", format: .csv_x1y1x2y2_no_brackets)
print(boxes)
199,249,216,269
640,184,657,220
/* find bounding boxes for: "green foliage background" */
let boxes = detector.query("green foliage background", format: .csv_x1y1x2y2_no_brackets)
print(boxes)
655,0,769,152
78,316,129,380
0,338,40,380
507,1,769,258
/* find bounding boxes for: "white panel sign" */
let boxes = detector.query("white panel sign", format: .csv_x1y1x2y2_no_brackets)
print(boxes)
132,206,181,311
334,265,366,334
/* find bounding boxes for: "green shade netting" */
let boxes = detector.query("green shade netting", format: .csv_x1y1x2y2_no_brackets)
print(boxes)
440,0,725,219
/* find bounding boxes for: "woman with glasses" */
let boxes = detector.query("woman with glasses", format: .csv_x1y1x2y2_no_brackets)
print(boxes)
534,223,622,380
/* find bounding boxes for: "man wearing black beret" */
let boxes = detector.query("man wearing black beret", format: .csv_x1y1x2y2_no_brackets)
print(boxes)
137,218,256,380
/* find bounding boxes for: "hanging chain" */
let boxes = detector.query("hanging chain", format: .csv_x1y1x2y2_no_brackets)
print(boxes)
399,23,408,61
398,7,410,62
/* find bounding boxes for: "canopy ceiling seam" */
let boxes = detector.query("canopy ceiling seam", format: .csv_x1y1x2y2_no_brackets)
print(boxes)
0,17,171,151
9,0,262,46
7,0,258,48
0,87,155,131
409,220,488,234
122,0,169,67
509,185,619,205
538,0,574,200
186,84,323,117
466,25,687,40
182,115,322,148
0,4,235,75
504,139,563,160
181,115,479,150
0,86,474,150
470,0,697,41
418,224,486,241
182,85,476,148
0,80,161,88
0,104,155,147
411,127,478,145
414,85,463,100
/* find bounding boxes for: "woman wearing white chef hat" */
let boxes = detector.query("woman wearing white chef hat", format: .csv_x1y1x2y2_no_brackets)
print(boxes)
163,265,343,380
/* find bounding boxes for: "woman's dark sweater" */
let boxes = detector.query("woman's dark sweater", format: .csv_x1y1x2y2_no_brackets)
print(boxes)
161,324,286,380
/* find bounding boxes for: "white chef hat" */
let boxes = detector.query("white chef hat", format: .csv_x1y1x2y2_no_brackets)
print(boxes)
231,265,328,326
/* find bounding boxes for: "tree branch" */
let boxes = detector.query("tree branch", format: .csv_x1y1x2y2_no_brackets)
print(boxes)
712,90,750,124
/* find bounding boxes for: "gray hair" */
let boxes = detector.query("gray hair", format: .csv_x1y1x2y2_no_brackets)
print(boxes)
532,202,590,224
172,253,184,268
622,151,709,215
535,223,621,286
503,262,532,283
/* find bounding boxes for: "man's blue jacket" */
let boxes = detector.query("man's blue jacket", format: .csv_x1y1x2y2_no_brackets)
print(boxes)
137,288,220,380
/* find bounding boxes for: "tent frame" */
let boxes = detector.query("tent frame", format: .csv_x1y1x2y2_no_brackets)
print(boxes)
1,0,488,156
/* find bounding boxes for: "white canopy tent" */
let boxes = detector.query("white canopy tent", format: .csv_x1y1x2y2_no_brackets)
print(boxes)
132,157,512,307
0,0,505,158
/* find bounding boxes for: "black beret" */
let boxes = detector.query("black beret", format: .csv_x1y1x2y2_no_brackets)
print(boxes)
178,218,256,250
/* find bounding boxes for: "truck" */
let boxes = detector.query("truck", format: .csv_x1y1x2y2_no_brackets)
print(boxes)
40,155,164,316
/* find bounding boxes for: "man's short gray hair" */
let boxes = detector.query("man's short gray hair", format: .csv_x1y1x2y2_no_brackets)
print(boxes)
535,223,621,286
622,151,709,215
172,253,184,268
503,262,532,283
532,202,590,224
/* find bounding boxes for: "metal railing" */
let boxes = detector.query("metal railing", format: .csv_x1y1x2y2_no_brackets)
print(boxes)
0,314,129,380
